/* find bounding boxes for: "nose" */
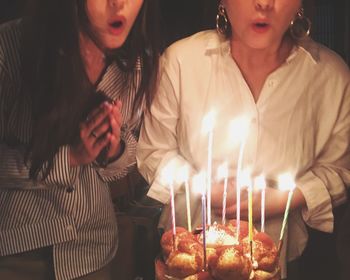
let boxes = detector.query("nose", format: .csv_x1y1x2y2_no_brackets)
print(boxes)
255,0,274,10
109,0,125,10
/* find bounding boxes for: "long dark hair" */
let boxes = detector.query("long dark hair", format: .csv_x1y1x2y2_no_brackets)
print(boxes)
21,0,160,179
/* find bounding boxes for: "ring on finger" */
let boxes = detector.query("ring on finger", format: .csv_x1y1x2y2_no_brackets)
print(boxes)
91,131,97,138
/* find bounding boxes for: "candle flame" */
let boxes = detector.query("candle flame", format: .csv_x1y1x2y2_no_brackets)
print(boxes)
202,111,216,134
175,165,189,184
239,168,252,190
160,161,176,186
217,162,229,180
229,116,251,143
278,173,296,191
192,172,206,195
254,174,266,191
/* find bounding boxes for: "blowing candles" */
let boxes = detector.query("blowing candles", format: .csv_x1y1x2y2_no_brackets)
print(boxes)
202,111,216,225
229,117,250,239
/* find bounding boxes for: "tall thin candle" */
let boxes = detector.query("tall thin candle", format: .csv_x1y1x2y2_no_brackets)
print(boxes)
176,166,192,232
229,117,250,239
217,162,229,225
278,173,296,241
193,172,207,270
254,175,266,232
202,111,215,225
161,163,176,251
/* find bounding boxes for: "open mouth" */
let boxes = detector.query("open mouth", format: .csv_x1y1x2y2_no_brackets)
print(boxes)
110,21,123,28
254,22,268,28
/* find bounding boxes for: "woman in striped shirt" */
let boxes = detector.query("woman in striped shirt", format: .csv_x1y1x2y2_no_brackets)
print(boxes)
0,0,160,279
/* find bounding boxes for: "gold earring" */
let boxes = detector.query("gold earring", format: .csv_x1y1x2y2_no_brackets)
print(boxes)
216,4,228,35
289,8,312,40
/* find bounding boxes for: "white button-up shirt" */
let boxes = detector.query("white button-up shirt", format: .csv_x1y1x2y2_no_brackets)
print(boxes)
137,30,350,277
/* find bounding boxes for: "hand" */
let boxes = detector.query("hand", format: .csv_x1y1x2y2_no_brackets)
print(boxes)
217,186,306,221
105,100,123,160
70,101,113,166
211,178,241,210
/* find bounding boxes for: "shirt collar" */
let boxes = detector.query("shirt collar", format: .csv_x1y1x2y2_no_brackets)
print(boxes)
294,37,320,64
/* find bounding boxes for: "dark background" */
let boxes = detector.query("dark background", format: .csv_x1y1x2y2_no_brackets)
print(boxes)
0,0,349,65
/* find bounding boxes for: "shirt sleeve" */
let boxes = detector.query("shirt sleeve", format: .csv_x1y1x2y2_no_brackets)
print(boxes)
93,128,138,181
297,78,350,233
136,53,195,204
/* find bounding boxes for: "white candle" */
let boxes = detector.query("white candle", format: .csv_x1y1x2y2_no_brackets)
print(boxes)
217,162,229,225
192,172,207,270
161,162,176,250
229,117,250,239
254,175,266,232
176,166,192,232
278,173,296,241
241,169,253,242
202,111,216,225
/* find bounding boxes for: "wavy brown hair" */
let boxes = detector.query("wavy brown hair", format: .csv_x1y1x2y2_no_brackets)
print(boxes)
21,0,160,179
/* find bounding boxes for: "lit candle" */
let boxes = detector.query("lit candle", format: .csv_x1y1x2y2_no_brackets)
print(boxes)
229,117,250,239
217,162,229,225
241,168,253,261
161,162,176,251
254,175,266,232
192,172,207,270
241,169,253,242
176,166,192,232
202,111,216,225
278,173,296,242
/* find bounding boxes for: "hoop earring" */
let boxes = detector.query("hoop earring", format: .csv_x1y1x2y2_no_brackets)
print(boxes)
289,8,312,40
216,4,228,35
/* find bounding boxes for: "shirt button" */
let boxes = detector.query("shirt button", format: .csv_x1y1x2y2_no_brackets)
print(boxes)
268,79,276,87
66,225,73,231
66,187,74,193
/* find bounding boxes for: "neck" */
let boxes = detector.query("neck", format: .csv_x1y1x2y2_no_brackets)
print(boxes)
79,33,106,84
229,36,294,102
230,36,294,71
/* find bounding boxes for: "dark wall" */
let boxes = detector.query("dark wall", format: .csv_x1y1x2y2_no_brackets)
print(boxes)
0,0,348,64
0,0,24,24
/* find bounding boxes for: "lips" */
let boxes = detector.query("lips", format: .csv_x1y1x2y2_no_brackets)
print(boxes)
108,16,125,36
252,20,270,33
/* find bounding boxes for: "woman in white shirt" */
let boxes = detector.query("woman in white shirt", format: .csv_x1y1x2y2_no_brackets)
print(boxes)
137,0,350,279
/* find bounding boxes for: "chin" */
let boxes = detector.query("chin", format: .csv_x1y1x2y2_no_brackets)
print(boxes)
103,36,127,50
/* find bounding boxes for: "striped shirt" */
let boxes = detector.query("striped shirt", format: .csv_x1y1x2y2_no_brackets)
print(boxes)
0,20,142,280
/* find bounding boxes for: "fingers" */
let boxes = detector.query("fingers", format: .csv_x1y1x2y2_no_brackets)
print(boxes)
83,102,112,138
106,100,123,158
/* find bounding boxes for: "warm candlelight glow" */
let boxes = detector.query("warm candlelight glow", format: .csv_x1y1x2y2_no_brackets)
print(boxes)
254,175,266,232
278,173,296,241
229,117,250,143
217,162,229,225
202,111,216,226
176,166,192,232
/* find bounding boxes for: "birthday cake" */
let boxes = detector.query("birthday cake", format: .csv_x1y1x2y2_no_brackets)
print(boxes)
155,220,280,280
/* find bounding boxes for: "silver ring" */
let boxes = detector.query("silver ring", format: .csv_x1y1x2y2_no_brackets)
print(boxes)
91,131,97,138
